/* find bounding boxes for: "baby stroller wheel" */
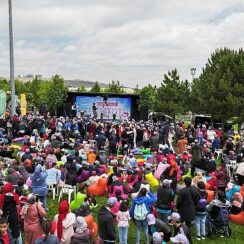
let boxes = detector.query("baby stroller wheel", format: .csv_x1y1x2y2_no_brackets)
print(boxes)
223,225,232,237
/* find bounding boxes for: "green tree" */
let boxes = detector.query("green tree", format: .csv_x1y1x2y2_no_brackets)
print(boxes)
138,85,156,111
191,48,244,128
47,75,68,112
154,69,190,119
15,80,28,95
79,85,86,92
105,80,125,93
0,78,10,91
90,81,101,93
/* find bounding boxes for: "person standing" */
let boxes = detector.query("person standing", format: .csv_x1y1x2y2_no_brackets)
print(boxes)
117,200,130,244
129,188,157,244
30,164,48,210
97,198,116,244
22,194,46,244
194,181,208,241
0,182,21,243
178,136,188,154
176,177,198,244
92,103,97,119
71,103,77,118
156,179,174,223
54,200,76,244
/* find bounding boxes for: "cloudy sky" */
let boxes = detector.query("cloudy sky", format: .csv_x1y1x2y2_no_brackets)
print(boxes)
1,0,244,87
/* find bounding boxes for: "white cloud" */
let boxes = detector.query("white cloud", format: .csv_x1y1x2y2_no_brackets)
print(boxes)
1,0,244,87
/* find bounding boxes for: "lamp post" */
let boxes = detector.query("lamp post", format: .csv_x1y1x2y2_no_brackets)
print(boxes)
8,0,16,116
190,67,196,81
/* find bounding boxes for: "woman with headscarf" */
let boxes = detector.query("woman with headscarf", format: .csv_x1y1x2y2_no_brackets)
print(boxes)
22,193,46,244
54,200,76,244
30,164,48,210
160,160,178,191
70,216,92,244
0,182,21,242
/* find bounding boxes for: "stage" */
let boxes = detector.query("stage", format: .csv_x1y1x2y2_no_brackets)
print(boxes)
60,92,141,121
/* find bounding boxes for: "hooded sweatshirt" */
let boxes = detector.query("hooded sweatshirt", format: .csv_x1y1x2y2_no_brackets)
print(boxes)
129,191,157,218
30,164,48,196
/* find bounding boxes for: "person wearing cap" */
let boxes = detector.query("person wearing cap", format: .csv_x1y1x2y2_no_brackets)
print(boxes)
168,213,190,244
146,214,171,243
156,179,174,223
170,233,189,244
97,198,116,243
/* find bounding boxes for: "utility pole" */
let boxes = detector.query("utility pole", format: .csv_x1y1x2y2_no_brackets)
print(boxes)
8,0,16,116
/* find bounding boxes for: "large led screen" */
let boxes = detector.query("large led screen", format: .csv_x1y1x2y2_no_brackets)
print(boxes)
76,96,131,120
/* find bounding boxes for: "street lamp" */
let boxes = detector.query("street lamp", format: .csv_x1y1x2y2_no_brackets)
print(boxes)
190,67,196,81
8,0,16,116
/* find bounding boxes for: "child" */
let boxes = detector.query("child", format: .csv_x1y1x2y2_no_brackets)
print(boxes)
117,200,130,244
0,217,13,243
35,220,59,244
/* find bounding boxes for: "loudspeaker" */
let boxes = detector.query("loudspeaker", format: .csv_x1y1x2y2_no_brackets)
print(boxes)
140,106,148,121
113,114,116,120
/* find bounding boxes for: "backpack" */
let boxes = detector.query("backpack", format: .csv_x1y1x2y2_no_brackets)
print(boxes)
218,207,229,225
134,203,148,220
197,195,208,209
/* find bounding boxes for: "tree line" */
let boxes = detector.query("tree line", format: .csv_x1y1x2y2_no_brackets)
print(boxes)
0,48,244,125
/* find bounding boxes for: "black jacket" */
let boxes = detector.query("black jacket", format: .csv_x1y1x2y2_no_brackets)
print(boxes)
176,186,198,222
156,186,174,210
98,206,116,241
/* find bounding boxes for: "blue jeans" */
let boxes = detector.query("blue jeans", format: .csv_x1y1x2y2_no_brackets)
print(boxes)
195,214,207,237
38,195,47,210
134,219,149,244
118,226,128,244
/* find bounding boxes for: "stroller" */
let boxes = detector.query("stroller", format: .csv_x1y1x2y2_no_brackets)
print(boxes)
206,205,232,237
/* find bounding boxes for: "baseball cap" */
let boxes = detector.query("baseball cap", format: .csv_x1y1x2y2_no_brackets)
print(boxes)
153,232,163,244
146,214,156,225
168,212,181,222
163,179,172,187
170,234,189,244
107,197,117,207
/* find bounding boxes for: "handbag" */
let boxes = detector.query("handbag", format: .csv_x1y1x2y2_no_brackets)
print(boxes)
36,204,45,225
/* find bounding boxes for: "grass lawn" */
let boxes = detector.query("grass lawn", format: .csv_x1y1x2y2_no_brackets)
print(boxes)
46,191,244,244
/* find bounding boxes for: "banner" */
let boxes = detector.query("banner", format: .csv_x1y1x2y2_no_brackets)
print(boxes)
0,90,7,116
20,94,27,115
76,95,131,120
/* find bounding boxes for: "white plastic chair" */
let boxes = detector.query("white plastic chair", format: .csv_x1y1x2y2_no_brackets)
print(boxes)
58,184,76,203
47,183,56,200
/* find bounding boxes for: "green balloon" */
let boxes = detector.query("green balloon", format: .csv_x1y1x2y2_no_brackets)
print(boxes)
76,192,87,203
70,200,80,210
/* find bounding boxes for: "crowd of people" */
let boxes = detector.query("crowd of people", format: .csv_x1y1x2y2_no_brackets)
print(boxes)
0,113,244,244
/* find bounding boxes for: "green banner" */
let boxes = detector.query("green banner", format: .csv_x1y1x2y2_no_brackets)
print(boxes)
0,90,7,116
